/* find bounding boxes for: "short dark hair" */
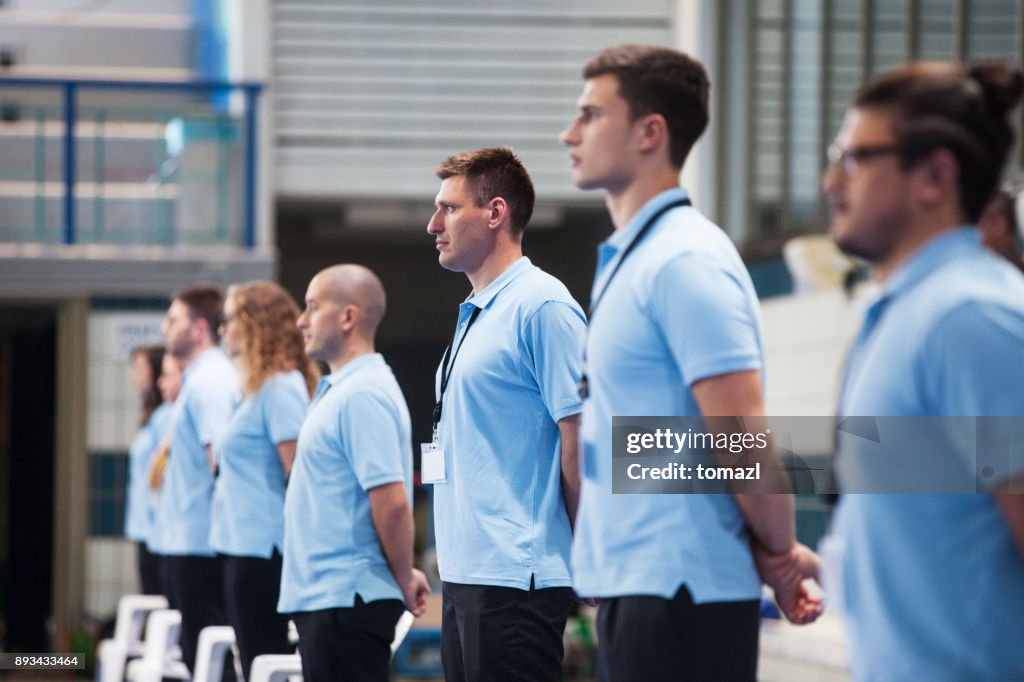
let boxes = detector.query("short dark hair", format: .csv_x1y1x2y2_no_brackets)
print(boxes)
582,44,710,168
173,284,224,344
435,147,535,236
854,61,1024,221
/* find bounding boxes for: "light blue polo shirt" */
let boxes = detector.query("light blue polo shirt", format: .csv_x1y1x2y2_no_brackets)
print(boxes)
572,188,765,602
432,257,585,590
278,353,412,613
835,228,1024,681
150,347,240,556
210,369,309,558
125,402,173,545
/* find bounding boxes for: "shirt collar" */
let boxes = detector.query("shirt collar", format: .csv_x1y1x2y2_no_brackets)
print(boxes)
856,227,979,332
881,227,980,300
322,352,384,387
466,256,533,310
182,346,224,383
594,188,690,293
606,187,690,251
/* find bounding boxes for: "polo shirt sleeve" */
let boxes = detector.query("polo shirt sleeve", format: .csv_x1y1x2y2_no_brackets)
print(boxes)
924,301,1024,487
190,374,238,447
524,300,586,422
338,389,408,491
264,376,309,445
650,253,763,386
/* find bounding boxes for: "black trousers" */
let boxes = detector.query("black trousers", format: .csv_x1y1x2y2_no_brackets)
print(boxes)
291,596,404,682
441,579,575,682
163,554,230,674
595,586,759,682
137,543,162,596
222,551,292,680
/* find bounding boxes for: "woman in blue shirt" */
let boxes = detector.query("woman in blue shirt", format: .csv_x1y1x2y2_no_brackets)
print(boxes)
211,281,317,680
125,344,172,595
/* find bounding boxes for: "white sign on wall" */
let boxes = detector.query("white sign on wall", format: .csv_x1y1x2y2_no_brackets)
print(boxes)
111,315,166,359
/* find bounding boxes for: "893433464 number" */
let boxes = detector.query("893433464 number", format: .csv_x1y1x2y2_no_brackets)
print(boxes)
1,654,84,670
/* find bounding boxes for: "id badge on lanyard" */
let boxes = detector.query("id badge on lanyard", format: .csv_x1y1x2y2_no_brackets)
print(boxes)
423,306,482,485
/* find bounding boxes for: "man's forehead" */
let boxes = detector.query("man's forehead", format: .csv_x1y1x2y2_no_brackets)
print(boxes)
305,277,325,302
838,107,892,142
579,74,619,105
436,175,468,202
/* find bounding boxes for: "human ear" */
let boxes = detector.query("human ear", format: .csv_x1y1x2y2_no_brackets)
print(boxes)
636,113,668,154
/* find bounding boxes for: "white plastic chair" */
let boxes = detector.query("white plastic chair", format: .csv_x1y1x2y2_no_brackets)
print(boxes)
125,609,190,682
96,594,169,682
248,654,302,682
390,610,415,657
192,625,245,682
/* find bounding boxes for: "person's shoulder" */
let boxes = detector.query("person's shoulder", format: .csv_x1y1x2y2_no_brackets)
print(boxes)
256,369,308,404
262,368,307,393
658,207,736,249
148,402,173,428
639,209,742,276
919,250,1024,325
193,348,237,381
336,362,400,401
514,264,582,311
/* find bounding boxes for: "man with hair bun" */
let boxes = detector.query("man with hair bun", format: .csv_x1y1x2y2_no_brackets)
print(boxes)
823,61,1024,679
426,147,586,681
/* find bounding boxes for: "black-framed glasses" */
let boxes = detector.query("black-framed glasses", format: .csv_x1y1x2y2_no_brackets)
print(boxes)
827,143,903,175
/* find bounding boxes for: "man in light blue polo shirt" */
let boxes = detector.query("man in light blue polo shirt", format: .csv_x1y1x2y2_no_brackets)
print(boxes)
153,284,239,674
425,147,586,682
560,45,821,681
279,264,429,682
823,61,1024,680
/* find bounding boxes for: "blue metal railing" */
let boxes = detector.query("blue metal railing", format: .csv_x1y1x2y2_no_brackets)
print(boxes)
0,76,263,247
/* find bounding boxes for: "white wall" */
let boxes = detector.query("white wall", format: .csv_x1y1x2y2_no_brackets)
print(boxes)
761,288,869,417
85,311,164,618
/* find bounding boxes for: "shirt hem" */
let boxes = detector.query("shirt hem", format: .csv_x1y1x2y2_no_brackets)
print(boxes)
278,590,401,615
440,573,572,590
572,575,760,602
360,472,407,491
551,403,583,423
686,354,762,386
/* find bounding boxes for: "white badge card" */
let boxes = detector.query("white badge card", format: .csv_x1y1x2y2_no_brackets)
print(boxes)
421,442,447,484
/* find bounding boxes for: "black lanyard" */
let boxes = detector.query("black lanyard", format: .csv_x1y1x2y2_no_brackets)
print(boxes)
432,305,483,434
579,198,691,400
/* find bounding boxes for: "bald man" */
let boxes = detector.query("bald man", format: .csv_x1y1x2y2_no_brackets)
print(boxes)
278,265,430,682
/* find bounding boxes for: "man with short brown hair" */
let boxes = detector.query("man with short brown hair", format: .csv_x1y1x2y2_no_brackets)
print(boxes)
562,45,820,681
426,147,586,681
153,283,239,675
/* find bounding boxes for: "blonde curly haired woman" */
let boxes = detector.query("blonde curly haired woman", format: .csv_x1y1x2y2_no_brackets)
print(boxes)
210,281,317,679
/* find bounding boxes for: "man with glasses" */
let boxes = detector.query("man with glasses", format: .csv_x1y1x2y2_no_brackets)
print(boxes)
823,61,1024,679
153,284,239,675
